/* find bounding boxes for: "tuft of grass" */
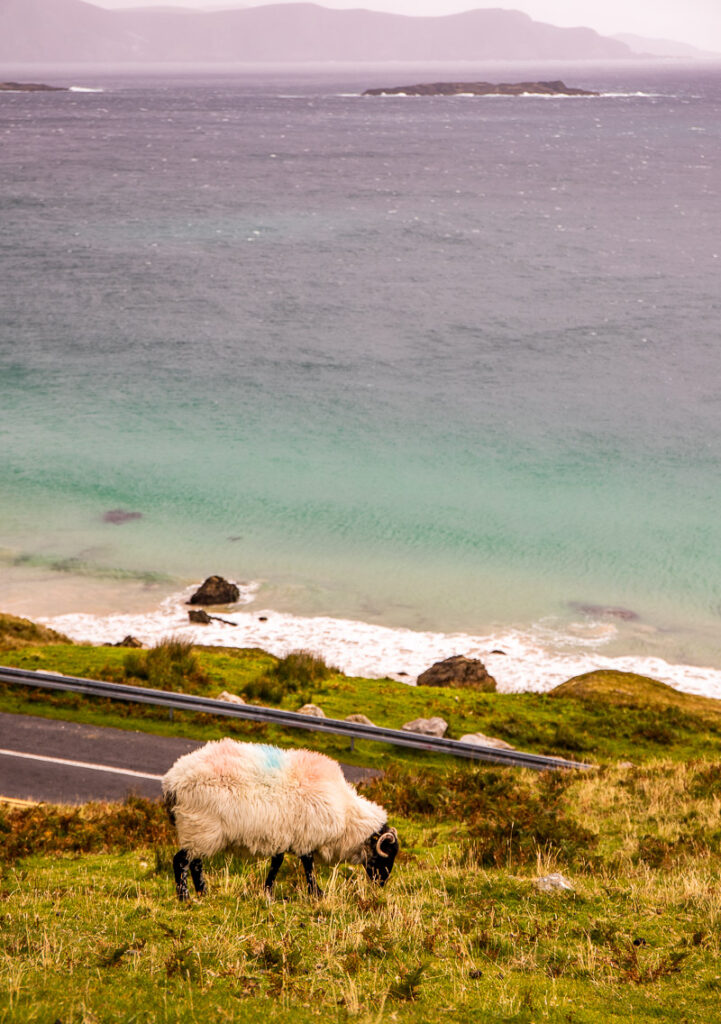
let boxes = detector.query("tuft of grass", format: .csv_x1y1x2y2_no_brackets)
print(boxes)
243,649,338,705
122,635,210,692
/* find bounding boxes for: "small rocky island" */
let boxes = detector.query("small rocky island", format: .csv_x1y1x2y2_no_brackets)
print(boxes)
363,80,599,97
0,82,68,92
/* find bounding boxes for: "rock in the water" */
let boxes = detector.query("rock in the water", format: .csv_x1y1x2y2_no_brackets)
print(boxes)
114,635,143,648
458,732,513,750
217,690,245,705
0,81,69,92
346,713,375,727
571,602,640,621
297,703,326,718
188,575,240,606
363,80,599,97
402,716,448,737
535,873,575,893
417,655,497,691
188,609,212,624
103,509,142,525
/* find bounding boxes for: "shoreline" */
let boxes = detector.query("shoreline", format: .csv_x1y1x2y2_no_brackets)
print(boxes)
14,583,721,701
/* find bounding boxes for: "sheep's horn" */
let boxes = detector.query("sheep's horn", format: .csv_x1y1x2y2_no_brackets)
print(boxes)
375,827,398,858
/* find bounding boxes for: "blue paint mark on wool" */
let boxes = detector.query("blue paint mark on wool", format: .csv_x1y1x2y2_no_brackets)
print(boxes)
255,744,287,775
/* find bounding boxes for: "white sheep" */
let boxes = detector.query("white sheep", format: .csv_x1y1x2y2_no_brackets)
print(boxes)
162,738,399,899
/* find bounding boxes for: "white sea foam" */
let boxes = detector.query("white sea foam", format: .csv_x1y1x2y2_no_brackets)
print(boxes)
69,87,105,93
39,585,721,700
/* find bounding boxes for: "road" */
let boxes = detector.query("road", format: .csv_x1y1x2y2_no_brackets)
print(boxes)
0,712,379,804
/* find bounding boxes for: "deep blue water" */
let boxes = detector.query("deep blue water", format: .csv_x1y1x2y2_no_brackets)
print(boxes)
1,62,720,659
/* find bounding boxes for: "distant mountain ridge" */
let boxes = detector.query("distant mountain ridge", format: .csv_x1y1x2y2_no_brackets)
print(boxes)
613,33,719,60
0,0,634,63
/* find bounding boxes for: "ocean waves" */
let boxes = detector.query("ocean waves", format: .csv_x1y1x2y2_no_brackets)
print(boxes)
40,586,721,701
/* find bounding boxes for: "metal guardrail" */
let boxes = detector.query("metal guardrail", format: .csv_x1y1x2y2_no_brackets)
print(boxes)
0,664,592,772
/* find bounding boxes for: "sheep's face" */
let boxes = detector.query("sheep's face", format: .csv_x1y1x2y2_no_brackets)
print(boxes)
363,825,399,886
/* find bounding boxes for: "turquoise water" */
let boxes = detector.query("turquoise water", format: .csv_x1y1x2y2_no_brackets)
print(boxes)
1,64,720,662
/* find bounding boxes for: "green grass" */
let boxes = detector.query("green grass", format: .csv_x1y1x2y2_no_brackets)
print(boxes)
0,612,71,651
2,637,721,766
3,620,721,1021
3,761,721,1023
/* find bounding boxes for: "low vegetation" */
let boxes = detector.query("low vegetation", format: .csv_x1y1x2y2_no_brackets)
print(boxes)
3,759,721,1022
0,612,72,651
2,633,721,766
2,619,721,1020
122,636,211,694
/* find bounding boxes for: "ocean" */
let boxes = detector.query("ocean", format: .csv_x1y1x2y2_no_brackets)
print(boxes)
2,61,720,694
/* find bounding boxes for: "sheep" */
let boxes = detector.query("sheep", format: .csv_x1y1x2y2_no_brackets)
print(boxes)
162,738,399,900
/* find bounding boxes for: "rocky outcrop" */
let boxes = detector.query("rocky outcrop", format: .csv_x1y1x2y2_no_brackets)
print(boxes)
187,576,240,606
0,82,68,92
346,713,375,727
113,635,143,648
417,655,497,692
297,703,326,718
217,690,245,705
402,716,448,737
458,732,513,749
188,609,212,624
535,873,574,893
363,80,599,97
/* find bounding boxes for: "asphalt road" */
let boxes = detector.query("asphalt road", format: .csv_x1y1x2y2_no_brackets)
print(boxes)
0,713,379,804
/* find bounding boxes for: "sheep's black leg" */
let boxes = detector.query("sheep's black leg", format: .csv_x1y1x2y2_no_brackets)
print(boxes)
300,853,323,897
189,857,206,896
264,853,285,893
173,849,191,902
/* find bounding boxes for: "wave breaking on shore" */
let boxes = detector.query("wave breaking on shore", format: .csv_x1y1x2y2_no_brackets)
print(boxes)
39,587,721,700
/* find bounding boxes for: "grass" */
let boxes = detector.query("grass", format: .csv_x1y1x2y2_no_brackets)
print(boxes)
0,612,71,651
1,634,721,766
2,620,721,1021
3,760,721,1022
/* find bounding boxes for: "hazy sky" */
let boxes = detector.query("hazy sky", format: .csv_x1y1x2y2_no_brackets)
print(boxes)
94,0,721,51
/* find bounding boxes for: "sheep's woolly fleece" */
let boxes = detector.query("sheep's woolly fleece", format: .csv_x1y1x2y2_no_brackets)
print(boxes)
162,739,387,863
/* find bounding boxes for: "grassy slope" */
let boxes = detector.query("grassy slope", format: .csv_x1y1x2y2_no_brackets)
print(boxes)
3,760,721,1023
1,639,721,766
2,626,721,1021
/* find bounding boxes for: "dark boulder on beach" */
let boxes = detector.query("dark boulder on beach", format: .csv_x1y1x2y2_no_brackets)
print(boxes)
113,635,143,648
188,609,212,624
417,655,497,691
188,575,240,606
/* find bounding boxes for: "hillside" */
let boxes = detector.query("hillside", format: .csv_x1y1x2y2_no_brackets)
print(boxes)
0,0,633,63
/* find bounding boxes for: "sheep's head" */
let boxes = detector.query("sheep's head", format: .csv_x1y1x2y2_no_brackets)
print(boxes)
363,824,399,886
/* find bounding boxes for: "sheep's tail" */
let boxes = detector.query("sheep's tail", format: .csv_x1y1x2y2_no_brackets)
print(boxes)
164,787,178,828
